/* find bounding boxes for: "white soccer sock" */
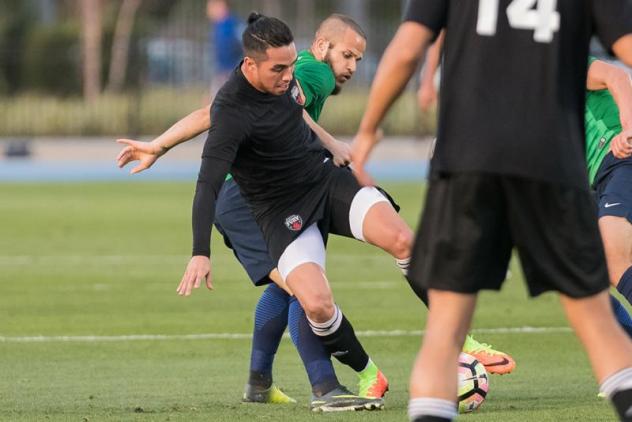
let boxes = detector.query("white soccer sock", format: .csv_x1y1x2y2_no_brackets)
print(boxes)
408,397,457,421
600,367,632,398
396,257,411,276
307,305,342,337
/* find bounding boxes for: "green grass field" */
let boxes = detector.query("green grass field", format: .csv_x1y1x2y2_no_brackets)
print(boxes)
0,182,619,421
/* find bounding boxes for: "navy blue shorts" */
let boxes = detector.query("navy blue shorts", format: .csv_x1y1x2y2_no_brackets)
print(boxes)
214,178,275,286
594,153,632,224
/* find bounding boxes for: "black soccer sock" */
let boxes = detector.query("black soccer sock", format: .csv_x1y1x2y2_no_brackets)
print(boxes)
408,398,457,422
617,267,632,307
612,389,632,421
601,367,632,421
307,306,370,372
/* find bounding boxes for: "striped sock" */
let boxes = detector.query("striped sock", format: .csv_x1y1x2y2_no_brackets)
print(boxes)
307,305,342,337
308,306,369,372
601,367,632,398
396,256,411,276
408,398,457,422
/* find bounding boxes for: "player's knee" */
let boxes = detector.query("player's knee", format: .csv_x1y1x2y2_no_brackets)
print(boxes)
301,293,335,322
391,227,413,259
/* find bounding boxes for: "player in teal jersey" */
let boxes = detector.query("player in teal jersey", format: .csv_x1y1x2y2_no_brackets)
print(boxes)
586,57,632,335
586,58,632,184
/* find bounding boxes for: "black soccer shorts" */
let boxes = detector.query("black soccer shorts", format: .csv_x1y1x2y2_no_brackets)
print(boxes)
408,172,609,298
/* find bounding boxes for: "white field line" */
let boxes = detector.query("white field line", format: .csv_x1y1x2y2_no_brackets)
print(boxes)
0,254,387,263
0,327,572,343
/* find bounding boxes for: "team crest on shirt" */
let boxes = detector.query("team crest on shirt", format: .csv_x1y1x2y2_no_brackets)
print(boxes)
284,214,303,231
291,85,304,106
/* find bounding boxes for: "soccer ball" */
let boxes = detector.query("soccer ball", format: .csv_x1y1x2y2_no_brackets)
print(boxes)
458,352,489,413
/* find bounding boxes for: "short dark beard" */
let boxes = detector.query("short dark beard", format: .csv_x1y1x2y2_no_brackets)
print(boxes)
323,51,342,96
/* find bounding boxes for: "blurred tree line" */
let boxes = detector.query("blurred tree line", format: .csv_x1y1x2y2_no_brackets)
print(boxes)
0,0,406,99
0,0,177,98
0,1,430,137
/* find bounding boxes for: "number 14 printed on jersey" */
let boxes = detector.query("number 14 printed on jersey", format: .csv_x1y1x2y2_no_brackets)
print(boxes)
477,0,561,43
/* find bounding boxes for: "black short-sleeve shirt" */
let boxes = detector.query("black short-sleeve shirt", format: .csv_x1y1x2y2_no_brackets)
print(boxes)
404,0,632,189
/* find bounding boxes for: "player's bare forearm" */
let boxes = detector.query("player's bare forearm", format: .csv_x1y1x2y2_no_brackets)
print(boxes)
588,59,632,130
613,34,632,69
304,110,334,149
357,22,432,154
116,105,212,174
418,30,444,112
419,30,444,92
153,105,212,153
303,110,351,166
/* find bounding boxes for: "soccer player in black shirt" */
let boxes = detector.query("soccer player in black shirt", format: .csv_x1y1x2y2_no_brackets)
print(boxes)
352,0,632,421
177,13,415,411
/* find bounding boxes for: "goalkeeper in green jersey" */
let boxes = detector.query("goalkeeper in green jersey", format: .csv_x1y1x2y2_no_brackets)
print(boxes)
586,57,632,336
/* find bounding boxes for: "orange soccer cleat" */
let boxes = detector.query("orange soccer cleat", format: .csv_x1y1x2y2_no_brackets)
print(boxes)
463,335,516,375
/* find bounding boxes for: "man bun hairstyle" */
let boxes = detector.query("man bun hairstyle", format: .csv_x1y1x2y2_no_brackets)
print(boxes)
243,12,294,59
247,12,263,25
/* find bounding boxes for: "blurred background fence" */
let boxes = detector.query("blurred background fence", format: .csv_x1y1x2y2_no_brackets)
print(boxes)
0,0,429,138
0,0,620,139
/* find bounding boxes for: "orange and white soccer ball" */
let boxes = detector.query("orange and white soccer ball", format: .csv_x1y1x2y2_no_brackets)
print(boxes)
458,352,489,413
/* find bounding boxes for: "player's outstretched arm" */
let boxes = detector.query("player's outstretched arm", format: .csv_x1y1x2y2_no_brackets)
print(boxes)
587,59,632,158
178,155,232,296
587,59,632,129
116,105,212,174
353,22,434,186
178,105,245,297
302,110,351,166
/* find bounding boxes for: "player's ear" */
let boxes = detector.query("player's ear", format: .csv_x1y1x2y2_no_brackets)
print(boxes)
243,56,258,71
314,37,330,61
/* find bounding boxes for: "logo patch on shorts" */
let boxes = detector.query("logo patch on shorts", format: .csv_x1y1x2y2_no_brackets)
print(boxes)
284,214,303,231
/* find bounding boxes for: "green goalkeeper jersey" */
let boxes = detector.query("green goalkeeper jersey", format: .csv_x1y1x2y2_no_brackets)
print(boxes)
585,57,623,184
226,50,335,182
294,50,336,122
